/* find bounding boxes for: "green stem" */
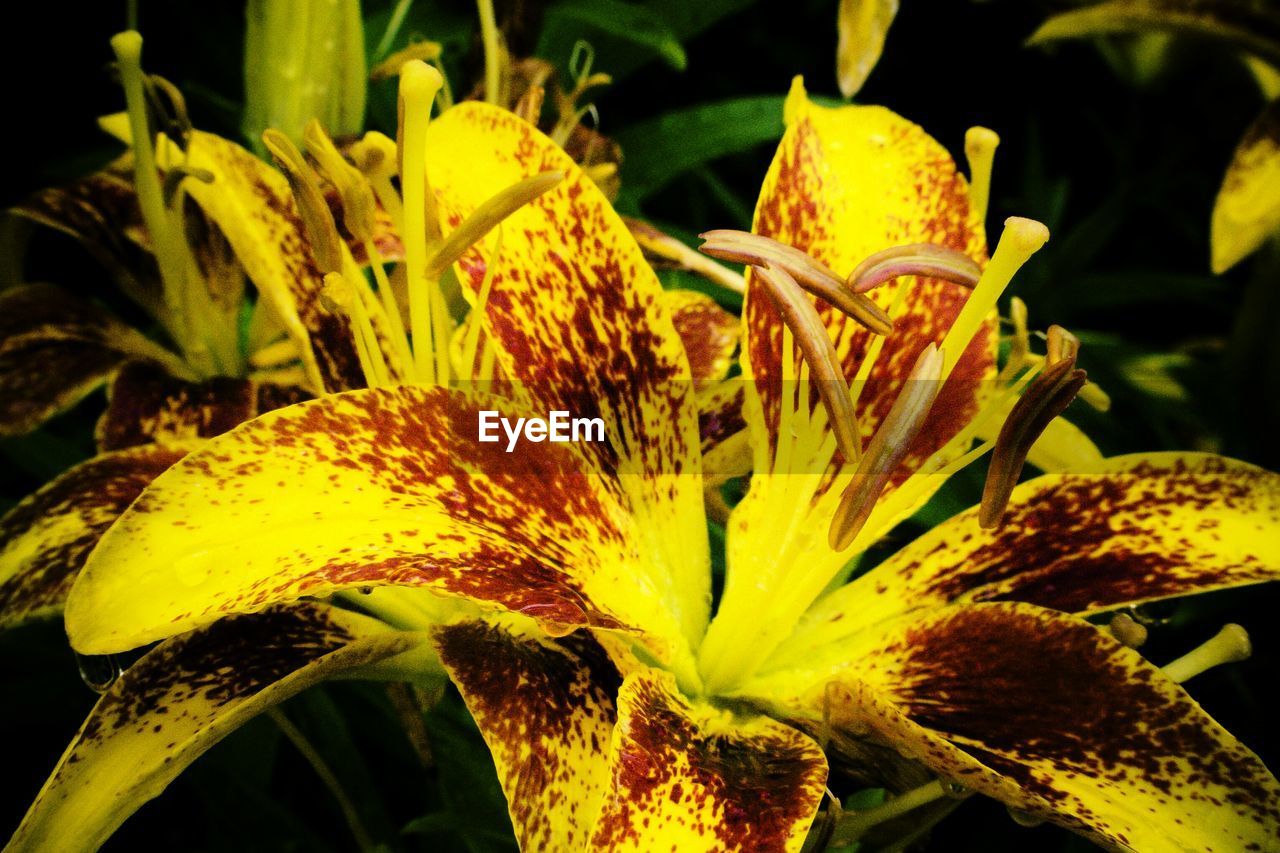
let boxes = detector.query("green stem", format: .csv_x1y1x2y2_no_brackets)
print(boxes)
268,708,376,853
829,780,947,846
374,0,414,61
475,0,501,104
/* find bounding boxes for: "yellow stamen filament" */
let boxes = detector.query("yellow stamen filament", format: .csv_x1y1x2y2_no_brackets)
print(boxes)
753,264,863,465
979,354,1087,529
1109,612,1149,649
846,242,983,294
829,779,955,846
476,0,503,105
626,218,745,294
515,84,545,125
700,230,892,335
262,129,344,275
248,337,301,369
939,217,1049,384
964,126,1000,226
829,344,944,551
425,171,563,279
322,272,388,388
1162,624,1251,683
461,226,504,382
399,61,445,384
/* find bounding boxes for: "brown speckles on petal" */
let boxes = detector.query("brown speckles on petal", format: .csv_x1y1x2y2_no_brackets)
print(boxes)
822,603,1280,852
662,289,739,389
0,443,191,628
11,604,416,852
591,669,827,853
436,621,620,851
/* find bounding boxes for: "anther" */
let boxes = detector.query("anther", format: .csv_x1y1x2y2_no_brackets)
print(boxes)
1007,807,1045,827
964,127,1000,225
979,354,1087,529
1162,624,1251,684
425,171,564,278
515,84,546,125
369,41,443,82
1108,612,1149,649
304,119,379,246
1045,324,1080,365
752,263,863,464
846,243,982,293
627,218,745,294
144,74,193,153
263,129,346,275
161,165,214,207
829,344,944,551
699,230,892,335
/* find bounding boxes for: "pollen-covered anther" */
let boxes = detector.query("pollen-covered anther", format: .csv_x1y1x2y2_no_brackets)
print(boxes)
424,171,564,278
143,74,193,152
1162,624,1252,684
262,128,345,275
979,353,1087,529
1045,324,1080,365
699,230,893,335
160,166,214,207
845,242,983,294
304,119,379,245
829,343,944,551
752,263,863,465
1108,612,1149,649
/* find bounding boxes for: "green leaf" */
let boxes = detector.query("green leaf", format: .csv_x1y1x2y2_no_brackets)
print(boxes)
615,96,786,202
1028,0,1280,68
543,0,687,70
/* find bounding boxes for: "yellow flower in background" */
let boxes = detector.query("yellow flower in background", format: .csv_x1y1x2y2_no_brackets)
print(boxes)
7,50,1280,851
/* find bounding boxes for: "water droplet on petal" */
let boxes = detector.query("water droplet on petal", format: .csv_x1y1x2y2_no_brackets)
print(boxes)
76,653,121,694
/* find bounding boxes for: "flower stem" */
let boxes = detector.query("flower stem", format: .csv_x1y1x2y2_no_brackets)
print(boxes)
268,708,376,853
828,780,948,846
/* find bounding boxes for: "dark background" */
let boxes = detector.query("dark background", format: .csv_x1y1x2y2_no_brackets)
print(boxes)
2,1,1277,850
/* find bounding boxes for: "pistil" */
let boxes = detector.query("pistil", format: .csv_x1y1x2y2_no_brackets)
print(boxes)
1162,624,1251,683
964,127,1000,226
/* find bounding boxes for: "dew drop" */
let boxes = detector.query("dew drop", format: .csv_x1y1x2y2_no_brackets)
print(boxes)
76,653,121,694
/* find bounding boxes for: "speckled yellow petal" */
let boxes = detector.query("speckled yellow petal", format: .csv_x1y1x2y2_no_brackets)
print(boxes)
663,289,740,389
10,165,161,313
588,668,827,852
767,453,1280,674
94,360,311,451
766,603,1280,852
67,385,697,682
425,103,710,649
702,84,995,691
0,284,186,437
0,443,192,630
1212,99,1280,273
435,620,620,851
8,603,426,853
99,114,402,393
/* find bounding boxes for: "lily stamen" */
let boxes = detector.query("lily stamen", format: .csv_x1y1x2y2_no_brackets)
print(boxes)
845,242,982,294
1162,624,1251,684
321,272,389,388
262,129,345,275
830,344,944,551
752,263,864,465
1046,324,1080,365
964,127,1000,226
1108,612,1149,649
699,230,893,335
979,353,1087,529
425,171,563,278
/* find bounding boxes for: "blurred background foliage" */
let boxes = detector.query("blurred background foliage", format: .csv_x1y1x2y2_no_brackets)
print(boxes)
2,1,1278,850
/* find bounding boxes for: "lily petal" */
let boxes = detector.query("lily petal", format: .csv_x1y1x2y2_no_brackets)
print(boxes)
0,284,187,437
100,115,402,392
772,603,1280,852
589,668,828,852
1212,98,1280,273
95,360,311,451
778,453,1280,659
0,443,192,629
7,603,426,853
67,385,696,681
426,103,710,647
435,619,621,850
663,289,739,388
10,165,161,313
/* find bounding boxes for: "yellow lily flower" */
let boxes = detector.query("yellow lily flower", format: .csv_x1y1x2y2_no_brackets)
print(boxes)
11,72,1280,853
